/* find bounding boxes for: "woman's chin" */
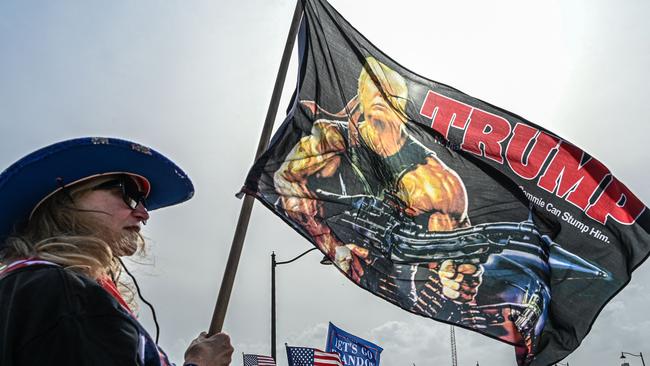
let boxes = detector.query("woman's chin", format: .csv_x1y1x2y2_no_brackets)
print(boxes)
112,231,141,257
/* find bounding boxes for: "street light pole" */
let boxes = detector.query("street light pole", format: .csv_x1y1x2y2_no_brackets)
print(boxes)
271,247,322,360
621,351,646,366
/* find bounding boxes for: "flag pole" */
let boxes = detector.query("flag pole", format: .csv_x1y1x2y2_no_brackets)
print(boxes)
208,0,305,335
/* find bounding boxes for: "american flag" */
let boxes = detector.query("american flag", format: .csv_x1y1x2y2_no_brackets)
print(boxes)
286,346,343,366
243,353,276,366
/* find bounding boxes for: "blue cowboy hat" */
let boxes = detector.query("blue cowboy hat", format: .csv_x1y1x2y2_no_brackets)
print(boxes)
0,137,194,244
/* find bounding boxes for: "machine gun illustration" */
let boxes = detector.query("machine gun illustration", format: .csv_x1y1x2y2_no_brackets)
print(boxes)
321,191,608,278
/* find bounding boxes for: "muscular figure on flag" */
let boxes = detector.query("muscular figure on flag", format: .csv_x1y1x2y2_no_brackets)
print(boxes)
274,57,482,319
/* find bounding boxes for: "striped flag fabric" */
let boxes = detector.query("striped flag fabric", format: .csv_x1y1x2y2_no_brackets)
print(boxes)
286,345,342,366
243,353,276,366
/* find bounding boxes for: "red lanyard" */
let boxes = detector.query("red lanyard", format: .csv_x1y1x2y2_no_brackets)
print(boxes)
97,276,134,315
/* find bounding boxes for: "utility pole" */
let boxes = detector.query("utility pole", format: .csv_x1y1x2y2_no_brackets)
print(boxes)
450,326,458,366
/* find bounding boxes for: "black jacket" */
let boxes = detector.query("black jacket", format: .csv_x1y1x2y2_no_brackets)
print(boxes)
0,264,145,365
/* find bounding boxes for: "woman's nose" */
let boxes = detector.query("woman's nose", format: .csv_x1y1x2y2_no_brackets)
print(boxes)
132,203,150,222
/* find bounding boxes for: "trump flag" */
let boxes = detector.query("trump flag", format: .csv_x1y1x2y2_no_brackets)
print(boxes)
240,0,650,364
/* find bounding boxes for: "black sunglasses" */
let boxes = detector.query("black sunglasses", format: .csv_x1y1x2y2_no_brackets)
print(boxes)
91,176,147,210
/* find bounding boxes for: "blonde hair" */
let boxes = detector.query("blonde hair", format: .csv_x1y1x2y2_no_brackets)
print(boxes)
1,177,146,307
358,56,409,113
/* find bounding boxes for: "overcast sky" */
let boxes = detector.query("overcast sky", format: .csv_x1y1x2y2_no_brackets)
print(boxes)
1,1,649,365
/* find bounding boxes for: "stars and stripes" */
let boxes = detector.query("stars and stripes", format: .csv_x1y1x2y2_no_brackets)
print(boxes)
286,345,343,366
243,353,276,366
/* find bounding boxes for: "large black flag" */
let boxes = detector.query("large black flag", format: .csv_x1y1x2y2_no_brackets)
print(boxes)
241,0,650,364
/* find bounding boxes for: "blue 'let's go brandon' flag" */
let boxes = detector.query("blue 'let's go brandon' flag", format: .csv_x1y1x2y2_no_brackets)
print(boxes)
326,323,382,366
240,0,650,364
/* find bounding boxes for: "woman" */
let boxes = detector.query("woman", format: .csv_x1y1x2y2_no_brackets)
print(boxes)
0,137,233,366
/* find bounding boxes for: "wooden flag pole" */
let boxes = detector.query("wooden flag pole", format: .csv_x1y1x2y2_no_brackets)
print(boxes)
208,0,305,335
